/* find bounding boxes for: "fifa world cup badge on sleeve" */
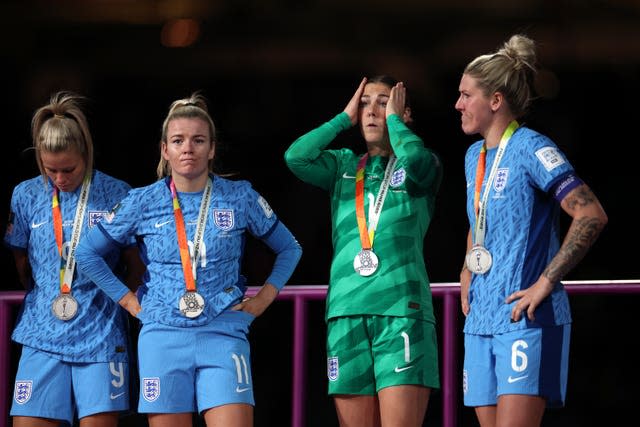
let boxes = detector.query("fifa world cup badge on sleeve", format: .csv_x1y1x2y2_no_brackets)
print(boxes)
465,245,492,274
52,294,79,320
354,249,379,276
179,291,205,318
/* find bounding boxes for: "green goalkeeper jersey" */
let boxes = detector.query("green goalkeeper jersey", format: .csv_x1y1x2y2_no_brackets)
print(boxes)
285,112,442,322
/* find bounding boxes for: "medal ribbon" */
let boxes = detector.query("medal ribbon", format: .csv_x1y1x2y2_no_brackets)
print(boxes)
473,120,519,247
170,177,212,292
355,153,397,250
52,175,91,294
473,144,486,217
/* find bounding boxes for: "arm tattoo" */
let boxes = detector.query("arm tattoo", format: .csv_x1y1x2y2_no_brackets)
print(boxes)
543,216,604,283
544,185,605,282
563,186,595,211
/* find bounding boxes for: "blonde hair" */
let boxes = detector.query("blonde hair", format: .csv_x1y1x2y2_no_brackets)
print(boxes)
31,92,94,183
156,92,216,179
464,34,537,117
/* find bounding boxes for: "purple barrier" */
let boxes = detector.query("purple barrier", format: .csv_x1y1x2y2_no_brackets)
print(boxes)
2,281,640,427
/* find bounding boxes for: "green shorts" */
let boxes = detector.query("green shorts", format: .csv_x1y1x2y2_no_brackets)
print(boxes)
326,315,439,395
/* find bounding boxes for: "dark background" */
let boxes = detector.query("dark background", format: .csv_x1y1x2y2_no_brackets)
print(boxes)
1,1,638,426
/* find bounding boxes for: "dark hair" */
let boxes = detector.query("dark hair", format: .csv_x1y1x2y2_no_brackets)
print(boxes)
366,75,411,108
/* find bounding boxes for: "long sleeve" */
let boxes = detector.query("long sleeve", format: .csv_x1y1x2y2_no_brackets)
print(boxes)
260,221,302,290
284,112,352,190
76,225,131,303
387,114,443,195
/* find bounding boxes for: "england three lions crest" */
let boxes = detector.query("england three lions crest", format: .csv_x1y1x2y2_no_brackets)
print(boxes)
390,168,406,187
493,168,509,193
142,377,160,402
88,211,109,227
14,380,32,404
213,209,235,231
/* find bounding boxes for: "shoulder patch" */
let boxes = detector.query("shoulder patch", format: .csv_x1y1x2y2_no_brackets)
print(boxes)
257,196,273,218
535,147,566,172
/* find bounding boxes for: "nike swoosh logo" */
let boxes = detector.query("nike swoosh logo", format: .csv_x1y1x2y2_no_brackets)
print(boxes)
110,392,125,399
342,172,356,179
31,221,47,229
394,365,414,373
236,386,251,393
155,220,172,228
507,375,528,383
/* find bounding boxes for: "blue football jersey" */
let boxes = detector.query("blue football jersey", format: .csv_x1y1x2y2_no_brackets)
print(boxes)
98,175,279,327
463,126,573,335
4,171,132,362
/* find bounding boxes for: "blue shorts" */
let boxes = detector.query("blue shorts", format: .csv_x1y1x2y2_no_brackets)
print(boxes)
11,346,129,425
463,324,570,408
137,309,255,414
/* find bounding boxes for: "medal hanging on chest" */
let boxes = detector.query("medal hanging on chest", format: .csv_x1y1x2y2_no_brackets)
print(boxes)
170,178,212,318
465,245,493,274
465,121,518,275
353,154,396,277
51,176,91,321
353,249,379,277
179,291,206,318
52,294,79,321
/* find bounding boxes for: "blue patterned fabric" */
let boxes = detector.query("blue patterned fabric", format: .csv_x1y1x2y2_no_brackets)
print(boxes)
4,171,132,362
89,175,285,327
463,127,573,335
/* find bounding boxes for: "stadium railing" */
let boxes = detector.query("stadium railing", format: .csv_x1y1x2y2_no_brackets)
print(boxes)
1,280,639,427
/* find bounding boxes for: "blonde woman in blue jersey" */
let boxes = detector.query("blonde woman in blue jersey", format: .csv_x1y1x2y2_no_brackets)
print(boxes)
455,34,608,427
76,92,302,427
4,92,143,427
286,77,442,427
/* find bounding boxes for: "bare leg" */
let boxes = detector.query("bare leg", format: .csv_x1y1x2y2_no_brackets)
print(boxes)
79,412,119,427
12,417,60,427
148,412,193,427
495,394,545,427
475,405,497,427
334,395,381,427
203,403,253,427
378,385,430,427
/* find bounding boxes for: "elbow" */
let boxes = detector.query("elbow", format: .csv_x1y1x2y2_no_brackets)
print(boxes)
600,213,609,230
287,240,303,266
294,243,303,264
598,213,608,237
283,146,297,166
594,204,608,232
600,209,609,229
283,143,309,171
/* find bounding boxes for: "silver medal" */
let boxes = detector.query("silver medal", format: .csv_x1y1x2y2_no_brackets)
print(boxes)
465,245,493,274
52,294,79,321
179,291,205,318
353,249,379,276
